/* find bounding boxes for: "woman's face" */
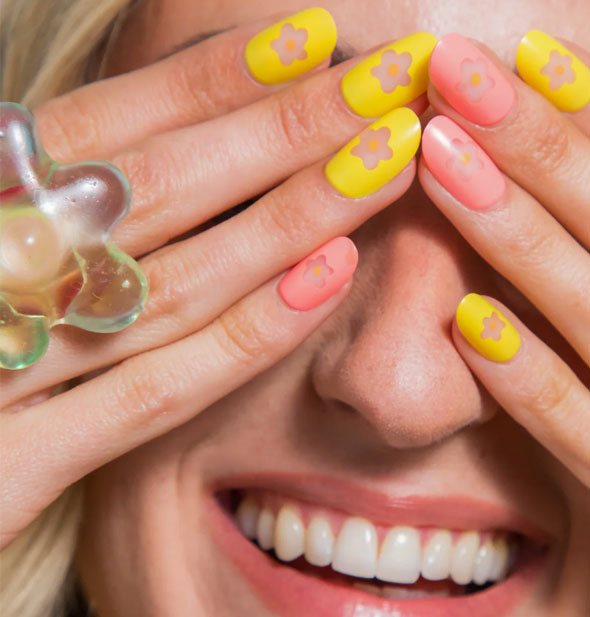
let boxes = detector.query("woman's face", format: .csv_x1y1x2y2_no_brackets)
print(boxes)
77,1,590,616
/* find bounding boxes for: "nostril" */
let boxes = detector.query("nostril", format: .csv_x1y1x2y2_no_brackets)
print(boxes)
311,346,498,450
315,392,477,451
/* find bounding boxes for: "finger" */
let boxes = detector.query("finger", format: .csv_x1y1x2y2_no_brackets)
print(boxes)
1,109,420,406
109,33,433,256
452,293,590,487
0,237,357,547
516,31,590,137
419,115,590,363
35,8,338,162
427,33,590,248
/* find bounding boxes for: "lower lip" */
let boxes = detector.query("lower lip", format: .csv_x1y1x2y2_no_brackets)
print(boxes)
206,496,546,617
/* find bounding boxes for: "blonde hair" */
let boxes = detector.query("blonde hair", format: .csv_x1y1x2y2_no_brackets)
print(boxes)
1,0,133,107
0,2,135,615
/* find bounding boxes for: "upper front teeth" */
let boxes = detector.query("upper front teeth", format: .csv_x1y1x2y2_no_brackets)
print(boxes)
333,517,379,578
421,530,452,582
275,507,305,561
236,497,511,586
376,526,422,583
305,517,334,567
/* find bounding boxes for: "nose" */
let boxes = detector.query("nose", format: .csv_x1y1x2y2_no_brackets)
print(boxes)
311,193,499,449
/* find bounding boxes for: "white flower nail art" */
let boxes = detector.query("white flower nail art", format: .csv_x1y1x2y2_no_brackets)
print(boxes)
303,255,334,288
350,127,393,170
370,50,413,93
480,312,506,342
271,23,308,66
446,138,484,179
456,58,495,102
540,50,576,90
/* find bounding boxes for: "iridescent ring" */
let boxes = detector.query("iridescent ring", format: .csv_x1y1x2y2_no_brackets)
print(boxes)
0,102,148,370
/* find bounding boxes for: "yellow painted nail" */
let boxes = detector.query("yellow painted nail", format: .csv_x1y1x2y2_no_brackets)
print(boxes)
456,294,521,363
341,32,438,118
516,30,590,112
245,8,337,85
325,107,421,198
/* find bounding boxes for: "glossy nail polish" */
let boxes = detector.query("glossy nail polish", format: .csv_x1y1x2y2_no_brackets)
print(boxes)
429,33,515,125
325,107,421,198
278,237,358,311
516,30,590,112
342,32,438,118
456,293,521,362
422,116,506,210
245,8,337,85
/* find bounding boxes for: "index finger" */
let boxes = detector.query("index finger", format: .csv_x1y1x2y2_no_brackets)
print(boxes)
35,8,338,162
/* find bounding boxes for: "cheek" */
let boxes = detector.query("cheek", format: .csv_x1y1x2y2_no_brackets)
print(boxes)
76,445,183,606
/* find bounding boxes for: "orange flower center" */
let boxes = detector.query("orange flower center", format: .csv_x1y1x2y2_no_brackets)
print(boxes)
490,321,497,330
368,138,380,152
556,64,565,75
388,63,400,77
285,38,296,51
313,266,322,276
470,72,482,86
461,152,471,165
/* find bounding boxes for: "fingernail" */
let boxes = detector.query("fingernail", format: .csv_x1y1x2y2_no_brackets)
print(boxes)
278,237,358,311
325,107,421,198
456,293,521,362
429,33,515,125
245,8,337,85
516,30,590,112
342,32,438,118
422,115,505,210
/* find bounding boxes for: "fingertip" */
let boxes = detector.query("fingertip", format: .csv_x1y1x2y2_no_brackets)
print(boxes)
277,236,358,312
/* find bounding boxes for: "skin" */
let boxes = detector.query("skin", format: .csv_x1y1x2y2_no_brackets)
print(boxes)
1,0,589,616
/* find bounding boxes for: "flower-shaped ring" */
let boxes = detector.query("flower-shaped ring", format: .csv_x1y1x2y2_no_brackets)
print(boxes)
0,103,148,369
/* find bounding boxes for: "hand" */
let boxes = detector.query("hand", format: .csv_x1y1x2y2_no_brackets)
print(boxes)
419,32,590,486
0,11,425,548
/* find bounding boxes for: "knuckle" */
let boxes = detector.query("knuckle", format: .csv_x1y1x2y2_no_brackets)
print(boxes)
113,358,181,428
141,249,202,322
258,181,325,249
214,309,273,365
515,114,573,177
505,221,556,269
272,89,323,155
112,148,164,206
163,55,218,122
522,364,574,418
112,145,180,217
37,93,100,161
260,191,310,247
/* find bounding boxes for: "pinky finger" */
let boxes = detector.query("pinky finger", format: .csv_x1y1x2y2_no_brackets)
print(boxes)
452,293,590,487
1,237,357,547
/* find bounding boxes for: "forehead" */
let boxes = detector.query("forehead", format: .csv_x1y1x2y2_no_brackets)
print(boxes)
114,0,589,73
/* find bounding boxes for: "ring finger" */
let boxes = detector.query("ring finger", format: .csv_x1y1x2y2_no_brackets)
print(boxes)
35,8,340,162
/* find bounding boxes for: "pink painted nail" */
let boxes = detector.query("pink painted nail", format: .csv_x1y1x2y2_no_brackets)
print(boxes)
278,237,359,311
422,116,506,210
430,33,515,125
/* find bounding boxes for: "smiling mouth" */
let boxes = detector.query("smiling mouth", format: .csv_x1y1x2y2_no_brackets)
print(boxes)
217,487,543,602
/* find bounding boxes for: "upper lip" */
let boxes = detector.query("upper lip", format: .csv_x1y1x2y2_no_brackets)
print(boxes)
213,472,552,543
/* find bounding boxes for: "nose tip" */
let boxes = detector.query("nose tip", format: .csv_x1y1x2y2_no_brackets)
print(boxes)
310,212,497,450
313,317,493,449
